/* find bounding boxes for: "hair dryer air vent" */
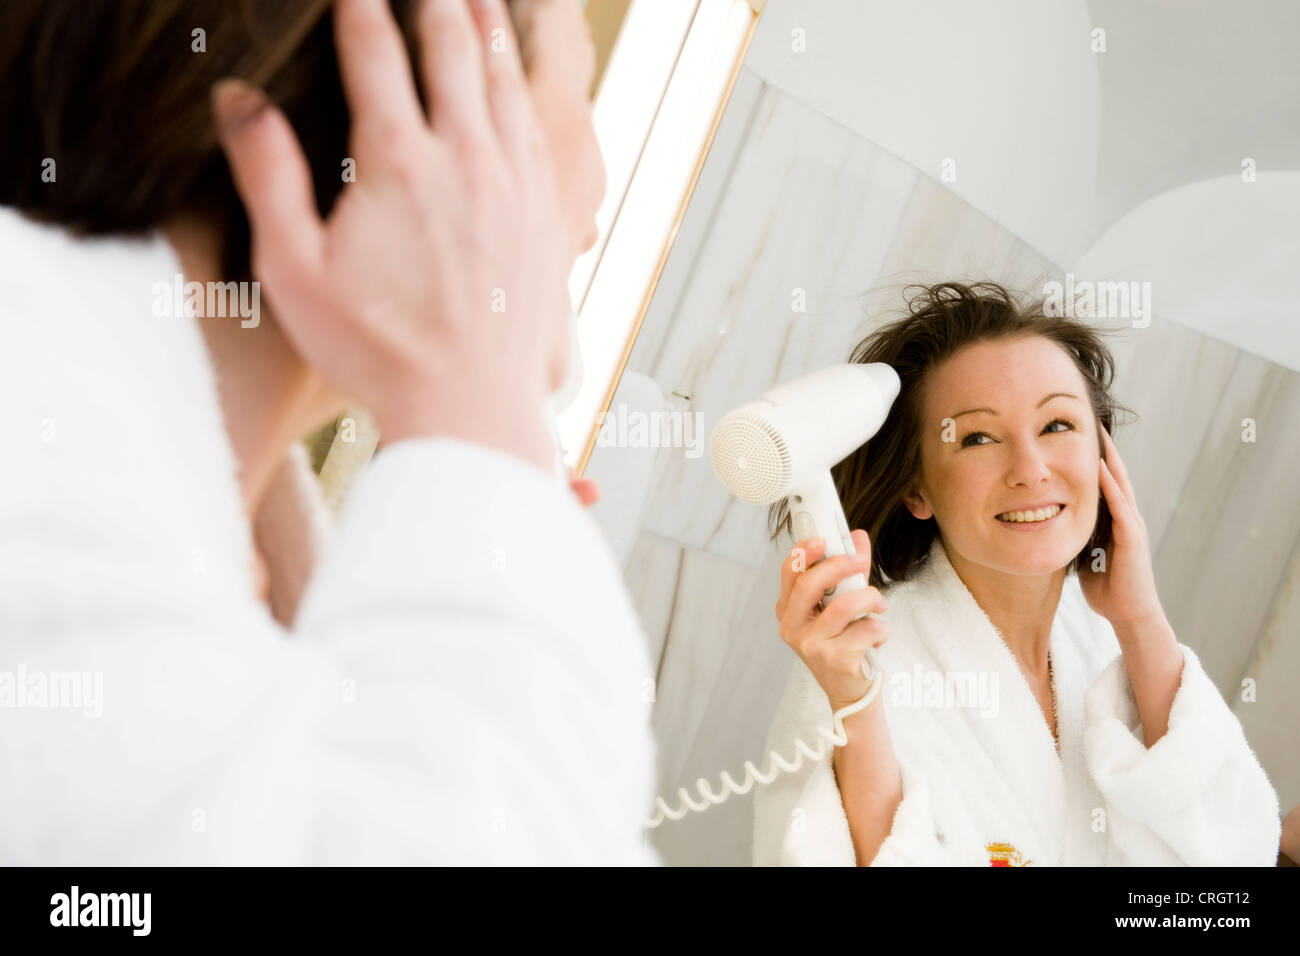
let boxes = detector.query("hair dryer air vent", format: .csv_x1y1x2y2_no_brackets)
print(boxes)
710,413,792,504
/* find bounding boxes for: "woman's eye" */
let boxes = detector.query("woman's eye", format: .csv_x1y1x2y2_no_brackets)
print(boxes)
960,419,1075,447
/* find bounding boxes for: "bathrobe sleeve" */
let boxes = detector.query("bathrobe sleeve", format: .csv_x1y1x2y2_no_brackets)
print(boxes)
1083,643,1281,866
289,438,662,865
0,433,660,865
752,658,953,866
0,212,659,865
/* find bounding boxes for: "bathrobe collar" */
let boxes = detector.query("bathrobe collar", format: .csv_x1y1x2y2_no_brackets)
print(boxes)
903,536,1074,864
144,219,334,631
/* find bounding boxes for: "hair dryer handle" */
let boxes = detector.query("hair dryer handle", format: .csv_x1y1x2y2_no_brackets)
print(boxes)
789,470,869,610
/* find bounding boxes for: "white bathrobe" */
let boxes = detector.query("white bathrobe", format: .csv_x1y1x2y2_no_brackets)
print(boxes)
753,536,1281,866
0,207,660,865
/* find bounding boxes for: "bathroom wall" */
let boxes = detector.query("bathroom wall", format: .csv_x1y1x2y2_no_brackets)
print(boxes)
585,0,1300,865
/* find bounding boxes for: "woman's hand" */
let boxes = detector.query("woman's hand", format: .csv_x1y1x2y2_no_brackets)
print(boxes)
1079,424,1185,746
567,466,599,507
213,0,572,473
1078,424,1168,631
775,529,890,712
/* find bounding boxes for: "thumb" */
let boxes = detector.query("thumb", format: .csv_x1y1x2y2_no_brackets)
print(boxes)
211,78,323,279
851,528,872,569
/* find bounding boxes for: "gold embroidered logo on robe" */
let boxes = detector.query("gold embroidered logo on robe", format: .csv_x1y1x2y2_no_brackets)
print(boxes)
986,842,1031,866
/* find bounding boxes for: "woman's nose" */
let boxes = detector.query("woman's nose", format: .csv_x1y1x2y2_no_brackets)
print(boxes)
1006,439,1053,486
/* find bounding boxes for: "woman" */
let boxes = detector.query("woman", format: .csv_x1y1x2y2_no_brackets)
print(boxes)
752,282,1280,866
0,0,656,864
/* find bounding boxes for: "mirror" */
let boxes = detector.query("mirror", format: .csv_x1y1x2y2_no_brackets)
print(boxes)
582,0,1300,866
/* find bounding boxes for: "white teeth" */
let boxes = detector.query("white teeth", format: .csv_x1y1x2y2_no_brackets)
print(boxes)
997,504,1062,523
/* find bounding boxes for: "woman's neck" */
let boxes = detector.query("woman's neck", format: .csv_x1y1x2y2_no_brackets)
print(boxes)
163,218,345,561
942,539,1066,677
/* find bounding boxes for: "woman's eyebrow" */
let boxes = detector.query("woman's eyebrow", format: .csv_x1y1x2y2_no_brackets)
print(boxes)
950,392,1081,418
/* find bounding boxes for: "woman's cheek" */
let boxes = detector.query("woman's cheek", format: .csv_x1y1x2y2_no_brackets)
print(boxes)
1073,468,1101,533
942,462,986,528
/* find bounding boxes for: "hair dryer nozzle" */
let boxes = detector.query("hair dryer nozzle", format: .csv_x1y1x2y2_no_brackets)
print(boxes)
710,363,900,504
709,413,791,504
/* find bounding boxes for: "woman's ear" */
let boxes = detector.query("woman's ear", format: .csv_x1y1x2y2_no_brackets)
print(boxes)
902,484,934,520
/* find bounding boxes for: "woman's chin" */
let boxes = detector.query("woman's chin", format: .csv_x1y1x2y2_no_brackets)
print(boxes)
984,530,1088,576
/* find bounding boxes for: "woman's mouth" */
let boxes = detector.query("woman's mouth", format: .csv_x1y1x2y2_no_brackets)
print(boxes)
995,503,1065,528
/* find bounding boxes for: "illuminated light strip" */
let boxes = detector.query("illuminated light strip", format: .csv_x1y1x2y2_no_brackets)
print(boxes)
557,0,759,473
568,0,700,311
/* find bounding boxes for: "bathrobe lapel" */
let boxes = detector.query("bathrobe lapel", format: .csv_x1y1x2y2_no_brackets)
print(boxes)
1049,573,1115,865
910,539,1067,865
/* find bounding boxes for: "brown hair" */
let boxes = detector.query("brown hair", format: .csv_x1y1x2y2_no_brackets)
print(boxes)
769,280,1135,587
0,0,531,282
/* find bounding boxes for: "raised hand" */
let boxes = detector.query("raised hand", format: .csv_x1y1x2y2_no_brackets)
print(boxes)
213,0,573,472
775,529,890,711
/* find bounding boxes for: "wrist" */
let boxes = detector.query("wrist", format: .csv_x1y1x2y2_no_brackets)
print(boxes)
832,702,899,778
1110,608,1173,646
832,690,889,736
376,385,556,474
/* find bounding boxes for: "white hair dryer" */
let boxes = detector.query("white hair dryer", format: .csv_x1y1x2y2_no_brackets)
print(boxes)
710,363,900,601
644,363,900,829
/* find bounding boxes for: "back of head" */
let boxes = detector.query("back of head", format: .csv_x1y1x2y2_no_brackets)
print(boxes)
0,0,429,281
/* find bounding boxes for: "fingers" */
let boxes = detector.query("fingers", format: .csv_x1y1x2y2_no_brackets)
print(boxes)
417,0,493,145
779,553,870,640
1099,424,1146,541
778,536,825,615
849,528,872,568
212,80,324,280
792,550,868,606
802,617,889,681
1099,424,1138,510
814,584,889,640
1100,458,1136,541
335,0,426,136
570,478,600,507
776,532,874,620
467,0,537,160
840,615,891,651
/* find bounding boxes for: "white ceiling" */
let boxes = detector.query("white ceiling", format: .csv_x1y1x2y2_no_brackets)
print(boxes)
1087,0,1300,240
742,0,1300,370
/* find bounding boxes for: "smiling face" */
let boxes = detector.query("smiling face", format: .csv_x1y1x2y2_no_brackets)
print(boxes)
516,0,606,257
903,335,1102,577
